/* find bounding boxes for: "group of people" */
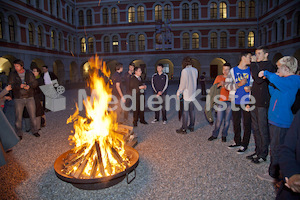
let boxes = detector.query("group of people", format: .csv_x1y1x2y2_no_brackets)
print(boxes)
0,59,57,166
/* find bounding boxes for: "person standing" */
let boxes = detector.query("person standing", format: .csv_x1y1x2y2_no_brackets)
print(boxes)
123,62,135,121
224,51,253,154
207,63,232,142
199,72,207,95
42,65,57,85
8,59,39,139
151,63,168,124
176,56,198,134
130,66,148,127
247,46,277,164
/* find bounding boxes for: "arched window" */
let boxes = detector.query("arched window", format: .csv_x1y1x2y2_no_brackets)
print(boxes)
58,32,63,51
9,16,15,42
0,17,3,39
112,35,119,52
36,0,40,9
56,0,60,18
192,3,199,20
137,6,144,22
263,27,267,45
210,32,217,48
238,1,245,18
274,22,278,42
220,2,227,19
111,7,118,24
220,32,227,48
129,35,135,51
66,6,70,23
26,0,30,4
87,9,92,25
71,8,74,25
249,1,255,18
192,33,199,49
280,19,285,40
68,36,72,51
103,8,108,24
297,14,300,36
138,34,145,51
238,31,245,48
248,31,254,47
182,32,190,49
51,30,55,49
128,6,135,23
28,23,34,45
88,37,94,53
182,3,189,20
210,3,217,19
155,5,162,21
80,37,86,53
73,37,76,53
79,10,84,26
164,4,171,20
104,36,110,52
49,0,54,15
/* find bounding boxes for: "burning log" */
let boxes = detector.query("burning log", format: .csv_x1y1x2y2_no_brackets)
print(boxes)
72,144,95,178
95,141,105,177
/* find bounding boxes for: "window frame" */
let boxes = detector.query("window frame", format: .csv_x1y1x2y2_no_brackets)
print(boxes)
182,32,190,49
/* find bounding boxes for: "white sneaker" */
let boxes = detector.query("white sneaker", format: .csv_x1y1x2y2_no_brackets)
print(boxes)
257,173,275,183
163,121,167,125
151,119,158,123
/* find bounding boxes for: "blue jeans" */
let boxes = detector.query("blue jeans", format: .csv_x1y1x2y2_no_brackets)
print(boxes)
182,100,195,130
212,101,232,137
14,97,38,136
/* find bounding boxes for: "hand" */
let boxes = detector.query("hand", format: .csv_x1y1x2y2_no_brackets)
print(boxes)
245,105,250,112
4,96,12,101
176,93,180,100
5,85,12,91
158,91,162,96
24,85,30,90
238,78,247,87
143,85,147,90
121,96,126,103
285,175,300,193
217,81,224,88
20,83,26,89
244,86,251,93
258,71,265,78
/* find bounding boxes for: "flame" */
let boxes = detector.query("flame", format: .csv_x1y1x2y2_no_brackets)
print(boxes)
66,55,127,178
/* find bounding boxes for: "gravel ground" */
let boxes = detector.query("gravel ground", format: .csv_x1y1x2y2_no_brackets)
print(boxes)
0,82,275,200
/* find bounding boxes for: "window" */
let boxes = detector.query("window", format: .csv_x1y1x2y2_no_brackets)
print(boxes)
210,3,217,19
238,1,245,18
220,2,227,19
280,19,285,40
27,0,31,4
73,37,76,53
111,7,118,24
112,35,118,52
263,27,267,45
138,34,145,50
88,37,94,53
56,0,60,18
182,32,190,49
87,9,92,25
0,17,3,39
8,16,15,42
103,8,108,24
210,32,217,48
220,32,227,48
249,1,255,18
72,9,74,25
50,0,54,15
128,6,135,23
182,3,189,20
66,7,70,23
36,0,40,9
58,33,63,51
51,30,55,49
80,38,86,53
129,35,135,51
297,14,300,36
164,4,171,20
248,31,254,47
68,36,71,51
274,22,278,42
104,36,110,52
238,31,245,48
137,6,144,22
192,33,199,49
155,5,162,21
28,23,34,45
79,10,84,26
192,3,199,20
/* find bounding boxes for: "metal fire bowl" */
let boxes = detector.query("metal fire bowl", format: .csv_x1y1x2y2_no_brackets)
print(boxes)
54,145,139,190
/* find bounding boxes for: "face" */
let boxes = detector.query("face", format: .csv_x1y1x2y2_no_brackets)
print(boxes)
129,65,134,72
243,54,252,65
157,66,163,73
255,49,268,62
32,68,40,77
14,64,23,72
135,68,142,76
276,61,288,77
119,66,123,72
222,66,230,76
42,67,48,73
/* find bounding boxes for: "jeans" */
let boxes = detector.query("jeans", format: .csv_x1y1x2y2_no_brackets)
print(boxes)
232,104,251,148
14,97,38,136
212,101,232,137
251,107,270,159
269,124,288,179
154,94,167,121
182,100,195,130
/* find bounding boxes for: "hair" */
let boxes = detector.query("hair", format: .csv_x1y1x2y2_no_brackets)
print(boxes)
129,62,135,67
32,66,42,74
239,51,252,62
115,62,123,71
134,66,141,73
42,65,48,69
182,56,192,69
278,56,298,74
157,63,164,68
223,62,231,68
13,59,24,67
256,46,269,54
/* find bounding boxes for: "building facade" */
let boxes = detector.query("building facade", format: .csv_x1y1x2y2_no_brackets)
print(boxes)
0,0,299,83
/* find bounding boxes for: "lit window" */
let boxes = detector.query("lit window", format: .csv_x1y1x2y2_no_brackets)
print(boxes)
80,38,86,53
28,23,34,45
155,5,162,21
238,1,245,18
138,34,145,51
210,32,217,48
87,9,92,25
103,8,108,24
88,37,94,53
192,3,199,20
128,7,135,23
104,36,110,52
182,3,189,20
220,2,227,19
137,6,144,22
112,35,118,52
210,3,217,19
238,31,245,48
248,31,254,47
192,33,199,49
51,30,55,49
129,35,135,51
220,32,227,48
164,4,171,20
111,8,118,24
182,32,190,49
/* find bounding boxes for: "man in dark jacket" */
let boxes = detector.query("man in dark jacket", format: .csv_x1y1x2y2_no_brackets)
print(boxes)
247,46,277,164
8,59,39,139
42,65,57,85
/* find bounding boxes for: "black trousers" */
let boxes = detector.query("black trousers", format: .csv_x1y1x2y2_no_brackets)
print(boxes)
232,104,252,148
133,94,145,123
154,94,167,121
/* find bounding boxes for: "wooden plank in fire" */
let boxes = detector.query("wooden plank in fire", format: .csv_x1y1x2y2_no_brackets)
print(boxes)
63,144,87,165
71,144,95,178
95,141,105,177
108,142,128,169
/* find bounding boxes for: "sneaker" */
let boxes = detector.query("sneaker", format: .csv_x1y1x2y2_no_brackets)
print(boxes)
33,132,40,137
246,153,257,160
237,146,247,154
221,137,226,142
163,121,167,125
151,119,159,123
252,157,266,164
227,143,241,149
257,173,275,183
208,136,217,141
176,128,187,134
